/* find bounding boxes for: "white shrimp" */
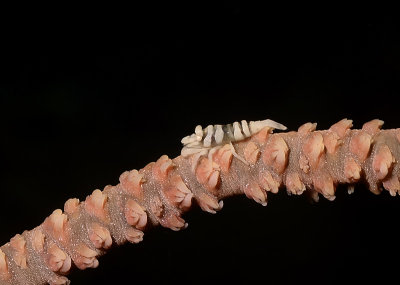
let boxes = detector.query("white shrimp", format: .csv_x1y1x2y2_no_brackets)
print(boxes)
181,119,287,160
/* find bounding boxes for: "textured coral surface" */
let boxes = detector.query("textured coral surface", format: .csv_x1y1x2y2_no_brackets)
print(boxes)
1,118,400,284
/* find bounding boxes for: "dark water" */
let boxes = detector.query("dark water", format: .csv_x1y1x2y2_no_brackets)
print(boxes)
1,9,399,285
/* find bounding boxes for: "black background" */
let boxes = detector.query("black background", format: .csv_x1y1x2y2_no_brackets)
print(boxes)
1,7,400,285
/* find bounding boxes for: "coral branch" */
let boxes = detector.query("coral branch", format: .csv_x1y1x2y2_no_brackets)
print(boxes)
1,119,400,284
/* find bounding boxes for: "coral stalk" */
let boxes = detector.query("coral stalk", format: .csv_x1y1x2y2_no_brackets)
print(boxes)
1,118,399,284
